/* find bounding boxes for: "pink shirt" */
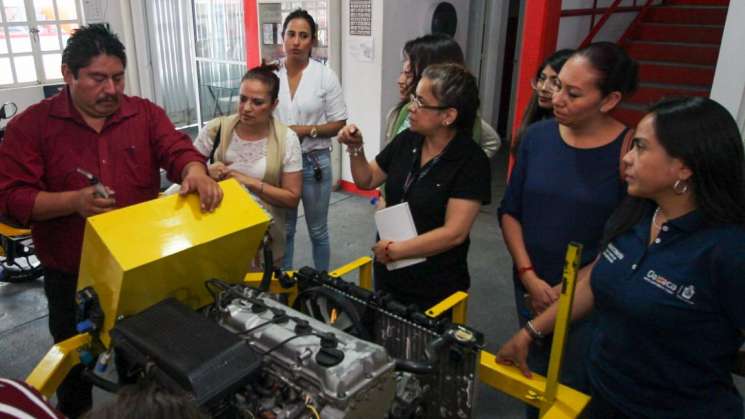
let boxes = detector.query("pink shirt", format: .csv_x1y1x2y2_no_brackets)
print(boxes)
0,87,205,274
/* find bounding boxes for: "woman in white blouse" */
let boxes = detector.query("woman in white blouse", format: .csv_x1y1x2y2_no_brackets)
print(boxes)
194,64,302,264
274,9,347,271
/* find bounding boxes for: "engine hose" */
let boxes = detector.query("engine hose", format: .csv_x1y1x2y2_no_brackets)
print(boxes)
258,237,274,292
394,359,435,375
82,368,121,393
394,336,447,375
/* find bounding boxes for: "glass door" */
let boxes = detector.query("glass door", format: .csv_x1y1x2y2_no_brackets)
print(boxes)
192,0,246,125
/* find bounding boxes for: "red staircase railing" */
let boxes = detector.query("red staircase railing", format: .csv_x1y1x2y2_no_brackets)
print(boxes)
573,0,655,48
617,0,657,46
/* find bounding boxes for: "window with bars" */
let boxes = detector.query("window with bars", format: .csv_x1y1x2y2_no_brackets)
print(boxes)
0,0,82,88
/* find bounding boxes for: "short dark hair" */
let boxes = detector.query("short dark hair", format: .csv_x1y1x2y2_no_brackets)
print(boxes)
397,33,465,113
241,62,281,101
282,9,317,42
573,42,638,97
602,96,745,247
83,381,207,419
62,24,126,78
422,63,480,138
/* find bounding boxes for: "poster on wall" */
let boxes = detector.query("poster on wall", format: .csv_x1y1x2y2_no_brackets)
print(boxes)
82,0,106,23
349,0,371,36
263,23,275,45
349,37,373,62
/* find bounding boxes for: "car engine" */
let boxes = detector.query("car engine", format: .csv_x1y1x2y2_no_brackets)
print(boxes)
108,268,483,418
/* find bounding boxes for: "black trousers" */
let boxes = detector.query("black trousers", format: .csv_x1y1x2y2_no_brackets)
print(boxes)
43,268,92,418
582,387,633,419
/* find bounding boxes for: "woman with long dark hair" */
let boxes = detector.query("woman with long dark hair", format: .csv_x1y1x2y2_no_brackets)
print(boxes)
498,42,638,409
510,49,573,157
498,96,745,419
384,33,500,157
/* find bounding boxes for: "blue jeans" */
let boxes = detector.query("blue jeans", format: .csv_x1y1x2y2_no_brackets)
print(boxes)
283,149,332,271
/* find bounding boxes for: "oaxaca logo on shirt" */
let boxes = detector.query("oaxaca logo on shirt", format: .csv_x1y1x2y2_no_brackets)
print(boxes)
642,269,695,305
602,243,624,263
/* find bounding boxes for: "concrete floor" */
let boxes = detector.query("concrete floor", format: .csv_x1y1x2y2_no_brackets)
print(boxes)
1,147,742,417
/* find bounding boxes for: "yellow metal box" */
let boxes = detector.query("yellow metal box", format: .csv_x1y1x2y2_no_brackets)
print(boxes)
76,179,270,345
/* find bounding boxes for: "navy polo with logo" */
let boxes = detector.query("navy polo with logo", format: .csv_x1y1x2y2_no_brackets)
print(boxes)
590,208,745,418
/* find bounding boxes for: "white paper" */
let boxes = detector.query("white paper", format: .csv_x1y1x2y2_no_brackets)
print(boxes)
349,36,374,62
374,202,425,270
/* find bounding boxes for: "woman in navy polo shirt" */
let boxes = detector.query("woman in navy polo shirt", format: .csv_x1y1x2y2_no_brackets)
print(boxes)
497,96,745,419
338,63,491,310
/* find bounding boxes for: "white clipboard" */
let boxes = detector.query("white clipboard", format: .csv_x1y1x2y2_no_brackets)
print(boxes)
374,202,426,270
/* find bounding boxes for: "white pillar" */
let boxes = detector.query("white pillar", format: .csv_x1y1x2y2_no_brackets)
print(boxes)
710,0,745,134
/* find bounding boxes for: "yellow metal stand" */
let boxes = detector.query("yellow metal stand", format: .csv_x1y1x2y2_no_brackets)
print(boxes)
25,187,589,419
324,251,590,416
0,222,29,238
541,243,583,416
477,242,589,419
329,257,373,290
0,218,31,257
26,333,91,398
425,291,468,324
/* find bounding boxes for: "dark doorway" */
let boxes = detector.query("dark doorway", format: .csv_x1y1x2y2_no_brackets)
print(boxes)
496,0,521,141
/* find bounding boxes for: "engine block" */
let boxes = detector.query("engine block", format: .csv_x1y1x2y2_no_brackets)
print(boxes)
219,289,396,419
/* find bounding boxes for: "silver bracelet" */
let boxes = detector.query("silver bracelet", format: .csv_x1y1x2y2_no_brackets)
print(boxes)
524,320,545,340
347,144,364,157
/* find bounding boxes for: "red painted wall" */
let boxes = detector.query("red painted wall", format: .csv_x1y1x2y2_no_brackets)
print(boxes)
244,0,260,68
508,1,561,176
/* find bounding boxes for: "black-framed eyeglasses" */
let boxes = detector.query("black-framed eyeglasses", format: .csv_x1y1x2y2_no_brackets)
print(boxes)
409,94,449,111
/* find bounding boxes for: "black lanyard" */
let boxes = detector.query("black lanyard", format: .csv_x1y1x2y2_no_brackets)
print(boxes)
402,147,443,201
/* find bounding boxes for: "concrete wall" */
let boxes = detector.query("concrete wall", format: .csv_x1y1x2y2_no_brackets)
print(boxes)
710,0,745,135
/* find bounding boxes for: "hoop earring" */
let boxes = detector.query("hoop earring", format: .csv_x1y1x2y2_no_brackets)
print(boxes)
673,179,689,195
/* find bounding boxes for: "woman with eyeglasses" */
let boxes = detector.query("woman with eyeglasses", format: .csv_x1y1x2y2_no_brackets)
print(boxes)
497,96,745,419
511,49,573,158
498,42,638,410
194,64,302,265
338,63,491,310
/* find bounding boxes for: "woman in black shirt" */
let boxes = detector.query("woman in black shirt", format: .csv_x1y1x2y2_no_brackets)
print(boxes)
338,63,491,310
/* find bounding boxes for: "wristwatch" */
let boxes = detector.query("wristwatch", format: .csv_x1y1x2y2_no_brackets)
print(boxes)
310,126,319,138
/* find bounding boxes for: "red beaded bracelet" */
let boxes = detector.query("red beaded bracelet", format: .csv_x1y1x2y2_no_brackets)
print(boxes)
384,241,394,259
517,266,534,275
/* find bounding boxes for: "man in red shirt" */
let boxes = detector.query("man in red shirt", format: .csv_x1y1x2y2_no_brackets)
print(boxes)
0,378,64,418
0,25,222,417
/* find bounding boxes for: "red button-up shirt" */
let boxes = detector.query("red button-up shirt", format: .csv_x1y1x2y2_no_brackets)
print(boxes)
0,87,205,274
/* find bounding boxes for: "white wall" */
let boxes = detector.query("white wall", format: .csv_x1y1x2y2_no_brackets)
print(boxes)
710,0,745,135
340,0,385,183
0,87,44,128
340,0,470,182
476,0,510,126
